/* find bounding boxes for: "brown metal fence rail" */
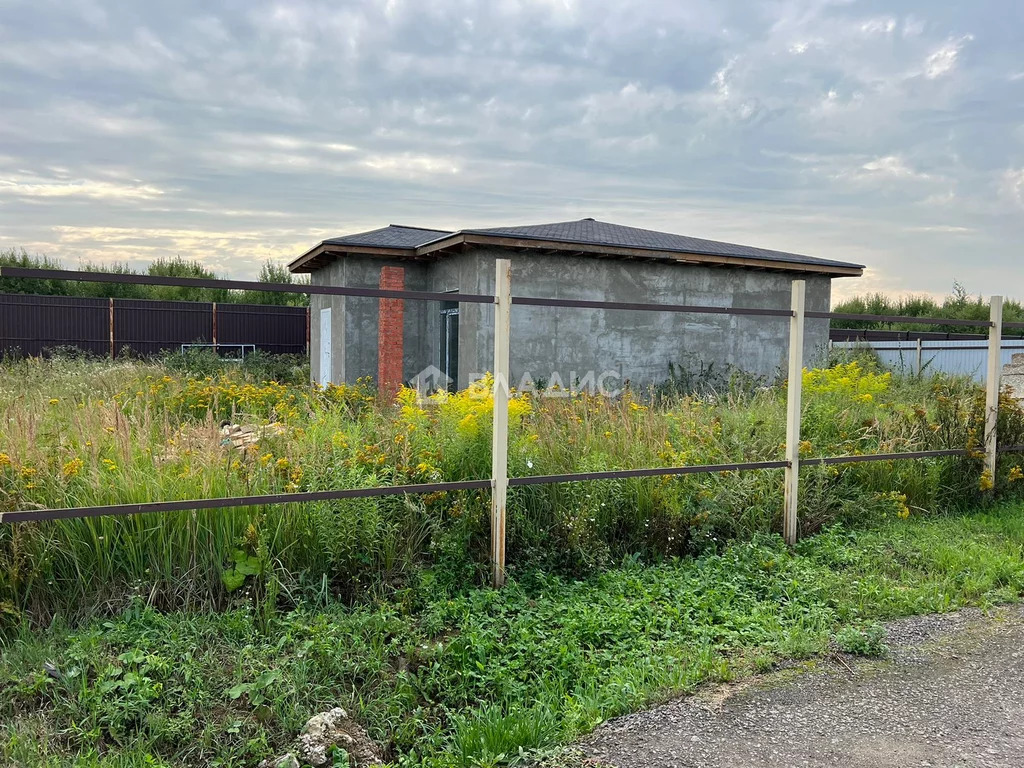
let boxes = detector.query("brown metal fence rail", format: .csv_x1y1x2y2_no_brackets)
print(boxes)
0,266,1012,587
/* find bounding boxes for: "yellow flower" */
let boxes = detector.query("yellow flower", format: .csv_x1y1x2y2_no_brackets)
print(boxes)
20,466,37,479
101,458,118,473
799,440,813,456
0,453,10,468
259,453,274,466
457,412,479,436
396,386,419,407
275,457,290,470
1010,466,1024,483
62,457,83,478
48,398,60,405
508,397,532,420
802,362,891,397
979,469,994,492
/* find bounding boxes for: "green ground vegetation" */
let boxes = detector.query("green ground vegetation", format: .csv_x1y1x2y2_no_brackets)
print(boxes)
4,352,1024,765
2,352,1023,621
3,507,1024,767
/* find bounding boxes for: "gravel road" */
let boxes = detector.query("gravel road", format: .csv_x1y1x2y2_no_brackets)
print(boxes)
580,605,1024,768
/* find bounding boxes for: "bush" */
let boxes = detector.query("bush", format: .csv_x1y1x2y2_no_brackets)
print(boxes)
163,349,308,385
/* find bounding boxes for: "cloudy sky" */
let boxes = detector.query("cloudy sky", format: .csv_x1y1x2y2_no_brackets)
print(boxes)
1,0,1021,301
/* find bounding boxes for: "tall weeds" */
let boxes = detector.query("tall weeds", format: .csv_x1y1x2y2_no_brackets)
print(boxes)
2,355,1023,624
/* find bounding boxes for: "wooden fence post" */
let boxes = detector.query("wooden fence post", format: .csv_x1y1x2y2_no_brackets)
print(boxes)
491,258,512,587
784,280,806,546
109,297,115,360
915,337,923,376
985,295,1004,485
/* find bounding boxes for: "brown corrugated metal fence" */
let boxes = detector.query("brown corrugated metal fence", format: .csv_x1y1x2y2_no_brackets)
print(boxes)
0,293,307,358
0,294,110,357
217,303,309,355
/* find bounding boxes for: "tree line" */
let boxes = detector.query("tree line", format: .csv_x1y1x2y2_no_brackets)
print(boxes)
0,248,309,307
831,282,1024,335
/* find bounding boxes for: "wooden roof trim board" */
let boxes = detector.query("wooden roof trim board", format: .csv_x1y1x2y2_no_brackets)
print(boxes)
289,242,418,272
464,234,862,275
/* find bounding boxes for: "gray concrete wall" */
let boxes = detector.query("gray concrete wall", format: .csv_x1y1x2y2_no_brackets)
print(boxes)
307,247,835,389
310,258,428,385
443,248,832,389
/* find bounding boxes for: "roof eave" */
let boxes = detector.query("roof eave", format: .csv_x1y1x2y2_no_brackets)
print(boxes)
288,242,420,273
416,232,864,277
288,242,328,273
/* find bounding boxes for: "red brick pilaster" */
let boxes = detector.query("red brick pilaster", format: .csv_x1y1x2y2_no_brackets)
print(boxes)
378,266,405,399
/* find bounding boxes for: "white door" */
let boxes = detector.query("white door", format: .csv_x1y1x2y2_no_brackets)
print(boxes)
319,308,332,386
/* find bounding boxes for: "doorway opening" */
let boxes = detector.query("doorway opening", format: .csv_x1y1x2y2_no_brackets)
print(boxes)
439,301,459,392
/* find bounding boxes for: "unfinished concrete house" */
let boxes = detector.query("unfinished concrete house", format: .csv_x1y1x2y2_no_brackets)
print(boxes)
288,219,863,391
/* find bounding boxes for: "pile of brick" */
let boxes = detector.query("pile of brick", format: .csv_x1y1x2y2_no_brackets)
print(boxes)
219,421,287,450
1003,353,1024,400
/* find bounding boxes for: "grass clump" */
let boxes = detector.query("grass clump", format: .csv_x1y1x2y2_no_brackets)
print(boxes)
4,504,1024,766
833,623,888,657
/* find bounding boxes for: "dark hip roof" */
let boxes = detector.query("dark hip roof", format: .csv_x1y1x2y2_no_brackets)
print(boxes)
322,224,452,249
291,218,864,277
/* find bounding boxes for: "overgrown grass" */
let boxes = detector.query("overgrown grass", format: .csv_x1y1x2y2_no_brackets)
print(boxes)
3,354,1024,622
4,504,1024,767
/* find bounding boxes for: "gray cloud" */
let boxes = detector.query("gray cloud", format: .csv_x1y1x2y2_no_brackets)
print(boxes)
0,0,1021,299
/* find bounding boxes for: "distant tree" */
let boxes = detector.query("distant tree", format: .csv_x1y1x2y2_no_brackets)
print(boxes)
145,256,231,303
71,262,151,300
0,248,69,296
240,261,310,307
832,282,1024,334
0,248,317,306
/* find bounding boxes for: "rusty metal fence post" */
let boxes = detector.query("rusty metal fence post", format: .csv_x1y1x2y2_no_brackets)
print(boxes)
109,297,115,359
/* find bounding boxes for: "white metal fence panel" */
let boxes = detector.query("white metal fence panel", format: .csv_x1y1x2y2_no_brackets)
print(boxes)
832,339,1024,381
